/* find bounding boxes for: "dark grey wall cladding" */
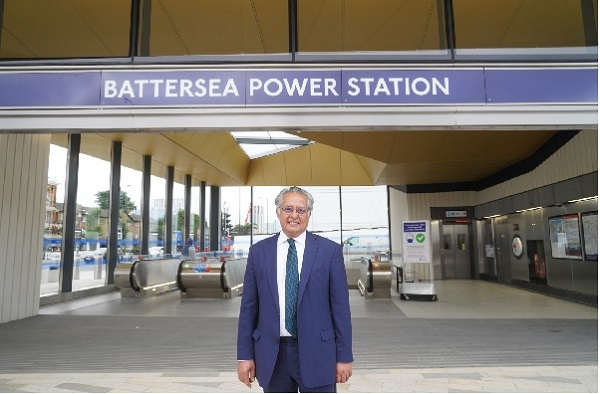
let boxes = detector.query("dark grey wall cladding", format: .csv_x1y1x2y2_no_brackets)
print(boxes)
475,172,598,218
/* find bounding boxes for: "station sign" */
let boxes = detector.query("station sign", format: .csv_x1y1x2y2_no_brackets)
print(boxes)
445,210,468,218
0,67,596,108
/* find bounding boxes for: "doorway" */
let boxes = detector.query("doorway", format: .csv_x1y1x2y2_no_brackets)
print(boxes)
493,216,512,283
527,240,548,285
440,223,472,279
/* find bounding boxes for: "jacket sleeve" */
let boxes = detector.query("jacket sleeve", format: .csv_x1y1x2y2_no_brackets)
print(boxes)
237,247,258,360
330,244,354,363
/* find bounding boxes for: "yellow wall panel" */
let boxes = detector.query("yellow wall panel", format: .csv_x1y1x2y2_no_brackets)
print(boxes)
354,155,386,185
282,146,313,185
257,154,287,185
309,144,342,185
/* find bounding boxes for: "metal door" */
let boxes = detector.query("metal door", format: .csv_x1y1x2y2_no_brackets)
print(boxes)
440,224,471,279
493,216,512,283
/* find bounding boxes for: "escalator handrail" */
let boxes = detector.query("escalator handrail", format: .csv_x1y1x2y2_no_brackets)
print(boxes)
176,260,187,292
220,261,228,293
129,260,141,292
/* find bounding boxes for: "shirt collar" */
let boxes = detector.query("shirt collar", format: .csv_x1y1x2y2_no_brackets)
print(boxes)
277,231,307,246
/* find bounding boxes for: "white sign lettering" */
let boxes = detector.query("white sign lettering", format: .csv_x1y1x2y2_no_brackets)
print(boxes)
347,77,449,97
104,78,240,99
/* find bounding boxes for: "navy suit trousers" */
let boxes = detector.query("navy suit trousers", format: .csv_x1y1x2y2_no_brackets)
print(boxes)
265,337,336,393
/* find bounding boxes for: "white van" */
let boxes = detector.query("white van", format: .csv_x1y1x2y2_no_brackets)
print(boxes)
342,232,389,262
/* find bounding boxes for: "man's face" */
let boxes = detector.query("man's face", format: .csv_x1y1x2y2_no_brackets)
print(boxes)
276,192,311,239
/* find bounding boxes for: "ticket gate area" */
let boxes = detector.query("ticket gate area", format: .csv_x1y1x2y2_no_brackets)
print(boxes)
114,252,247,299
357,257,392,299
177,257,246,298
114,256,180,297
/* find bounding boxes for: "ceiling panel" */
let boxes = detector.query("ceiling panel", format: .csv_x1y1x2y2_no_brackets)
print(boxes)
50,126,561,188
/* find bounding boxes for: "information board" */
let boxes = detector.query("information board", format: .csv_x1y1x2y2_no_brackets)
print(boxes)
402,220,432,263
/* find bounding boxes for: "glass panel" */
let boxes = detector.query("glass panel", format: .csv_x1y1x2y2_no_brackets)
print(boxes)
581,211,598,261
222,186,252,257
149,163,166,256
443,234,452,250
341,186,389,287
190,179,202,254
120,152,143,259
43,144,68,296
148,0,289,56
0,0,130,59
172,175,185,255
548,214,583,260
298,0,446,53
453,0,597,54
204,185,212,251
457,233,467,251
74,136,111,291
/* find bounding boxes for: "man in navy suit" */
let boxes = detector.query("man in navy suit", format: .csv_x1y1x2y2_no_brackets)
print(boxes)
237,186,353,392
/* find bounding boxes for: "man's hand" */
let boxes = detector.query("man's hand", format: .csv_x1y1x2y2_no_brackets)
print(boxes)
237,360,256,388
336,362,352,384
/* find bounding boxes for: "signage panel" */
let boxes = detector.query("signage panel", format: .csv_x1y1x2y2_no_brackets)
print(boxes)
0,72,100,107
245,70,342,106
342,69,486,105
0,67,596,108
101,70,246,106
485,68,598,104
446,210,467,218
402,220,432,263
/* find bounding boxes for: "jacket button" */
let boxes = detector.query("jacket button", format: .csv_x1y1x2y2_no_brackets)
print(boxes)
275,338,280,343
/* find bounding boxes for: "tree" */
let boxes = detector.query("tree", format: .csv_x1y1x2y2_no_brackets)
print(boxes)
157,218,164,241
193,214,200,238
85,207,102,238
95,190,137,211
232,223,252,236
176,209,184,232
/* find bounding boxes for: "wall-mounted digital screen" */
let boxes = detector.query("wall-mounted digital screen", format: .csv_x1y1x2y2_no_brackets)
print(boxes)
548,214,582,260
581,211,598,261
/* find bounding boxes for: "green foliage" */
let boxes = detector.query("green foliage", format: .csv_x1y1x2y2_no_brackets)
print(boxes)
95,190,137,211
232,223,252,236
157,217,164,241
85,208,103,234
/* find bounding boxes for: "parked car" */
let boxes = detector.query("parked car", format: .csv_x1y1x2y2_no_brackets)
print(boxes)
82,251,96,263
84,247,123,263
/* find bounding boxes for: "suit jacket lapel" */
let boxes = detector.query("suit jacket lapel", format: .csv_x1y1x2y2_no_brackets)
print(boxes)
298,231,317,306
265,234,280,312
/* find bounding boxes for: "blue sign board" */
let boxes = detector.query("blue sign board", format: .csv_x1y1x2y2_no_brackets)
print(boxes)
0,67,596,108
484,68,598,104
403,222,427,233
342,69,486,105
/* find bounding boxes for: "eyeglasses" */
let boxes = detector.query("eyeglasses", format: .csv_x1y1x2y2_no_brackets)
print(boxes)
280,206,309,216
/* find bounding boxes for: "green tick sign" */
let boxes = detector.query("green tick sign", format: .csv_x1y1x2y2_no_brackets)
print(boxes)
402,220,431,263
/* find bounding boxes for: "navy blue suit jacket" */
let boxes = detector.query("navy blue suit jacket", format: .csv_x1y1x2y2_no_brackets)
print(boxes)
237,231,353,389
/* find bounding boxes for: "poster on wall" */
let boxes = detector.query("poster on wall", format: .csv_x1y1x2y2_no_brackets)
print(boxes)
581,211,598,261
402,220,432,263
548,214,583,260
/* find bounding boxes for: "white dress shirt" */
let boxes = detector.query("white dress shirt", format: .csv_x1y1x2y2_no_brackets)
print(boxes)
276,231,306,337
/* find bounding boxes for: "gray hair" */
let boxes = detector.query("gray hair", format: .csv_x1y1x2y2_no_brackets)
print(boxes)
274,186,314,211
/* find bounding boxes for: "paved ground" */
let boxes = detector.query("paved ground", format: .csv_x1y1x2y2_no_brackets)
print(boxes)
0,280,596,392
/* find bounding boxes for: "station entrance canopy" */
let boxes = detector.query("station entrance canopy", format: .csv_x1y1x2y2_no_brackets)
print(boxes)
0,66,597,132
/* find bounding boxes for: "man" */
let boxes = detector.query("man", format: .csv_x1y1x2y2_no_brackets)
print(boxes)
237,186,353,392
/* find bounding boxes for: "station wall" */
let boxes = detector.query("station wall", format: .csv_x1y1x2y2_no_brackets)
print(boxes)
395,129,597,222
0,134,50,324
